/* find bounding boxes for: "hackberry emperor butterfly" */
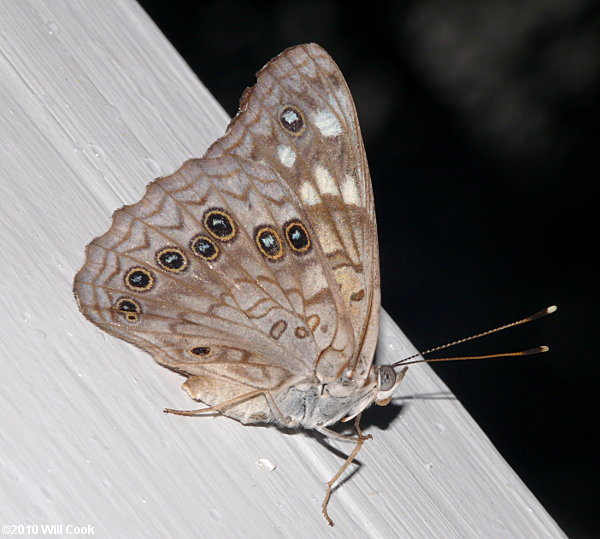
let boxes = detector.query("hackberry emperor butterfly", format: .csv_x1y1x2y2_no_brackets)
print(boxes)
73,43,406,525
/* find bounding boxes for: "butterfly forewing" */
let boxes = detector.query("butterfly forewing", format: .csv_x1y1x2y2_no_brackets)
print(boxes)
205,44,380,379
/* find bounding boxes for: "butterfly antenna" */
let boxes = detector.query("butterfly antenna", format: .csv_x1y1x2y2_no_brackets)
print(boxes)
391,305,557,368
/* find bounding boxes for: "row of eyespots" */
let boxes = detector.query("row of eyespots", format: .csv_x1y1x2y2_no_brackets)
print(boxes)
121,208,232,292
201,208,312,259
255,220,312,261
122,210,311,293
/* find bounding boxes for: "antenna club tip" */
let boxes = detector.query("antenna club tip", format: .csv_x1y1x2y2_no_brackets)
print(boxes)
524,346,549,355
529,305,558,320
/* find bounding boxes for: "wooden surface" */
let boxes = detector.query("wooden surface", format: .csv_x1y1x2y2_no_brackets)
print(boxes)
0,1,564,537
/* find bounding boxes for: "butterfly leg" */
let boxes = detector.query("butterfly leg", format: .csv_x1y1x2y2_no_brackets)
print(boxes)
164,388,300,428
321,414,372,526
316,427,362,443
259,391,300,428
164,389,265,416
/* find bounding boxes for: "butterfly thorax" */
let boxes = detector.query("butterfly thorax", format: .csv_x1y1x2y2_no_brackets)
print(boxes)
274,377,374,429
274,366,395,430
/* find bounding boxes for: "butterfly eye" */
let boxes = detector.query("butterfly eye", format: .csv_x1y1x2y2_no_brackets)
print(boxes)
255,226,284,260
284,220,311,254
156,247,188,272
377,365,396,391
190,235,219,261
204,208,237,242
124,267,154,292
115,298,141,323
279,105,305,135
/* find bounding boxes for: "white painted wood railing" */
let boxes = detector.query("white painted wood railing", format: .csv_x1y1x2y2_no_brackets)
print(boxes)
0,1,564,537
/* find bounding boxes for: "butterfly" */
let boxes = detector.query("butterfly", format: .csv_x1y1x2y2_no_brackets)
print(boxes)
73,43,408,525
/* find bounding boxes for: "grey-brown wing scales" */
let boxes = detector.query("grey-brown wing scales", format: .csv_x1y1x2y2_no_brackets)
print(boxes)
74,156,356,413
205,44,380,378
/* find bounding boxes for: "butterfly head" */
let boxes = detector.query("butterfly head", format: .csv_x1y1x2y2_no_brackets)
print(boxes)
373,365,408,407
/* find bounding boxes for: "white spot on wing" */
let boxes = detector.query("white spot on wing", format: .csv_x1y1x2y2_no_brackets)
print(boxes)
300,182,321,205
314,165,340,196
304,266,328,294
341,175,360,206
282,109,299,125
334,90,352,118
313,110,342,137
277,145,296,168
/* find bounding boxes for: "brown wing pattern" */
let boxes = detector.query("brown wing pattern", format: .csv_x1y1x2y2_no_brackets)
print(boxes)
74,156,356,399
205,44,380,376
74,44,381,424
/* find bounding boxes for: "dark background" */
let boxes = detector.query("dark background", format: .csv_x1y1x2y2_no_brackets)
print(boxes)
138,1,598,536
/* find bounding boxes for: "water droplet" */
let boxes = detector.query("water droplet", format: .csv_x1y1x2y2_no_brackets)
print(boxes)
143,157,162,176
434,422,446,434
88,143,105,159
21,312,31,323
425,462,434,470
46,21,61,35
32,329,48,341
101,478,112,488
209,508,222,521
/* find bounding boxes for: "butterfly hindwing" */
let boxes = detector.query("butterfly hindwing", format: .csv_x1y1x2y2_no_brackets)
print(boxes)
74,155,357,421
